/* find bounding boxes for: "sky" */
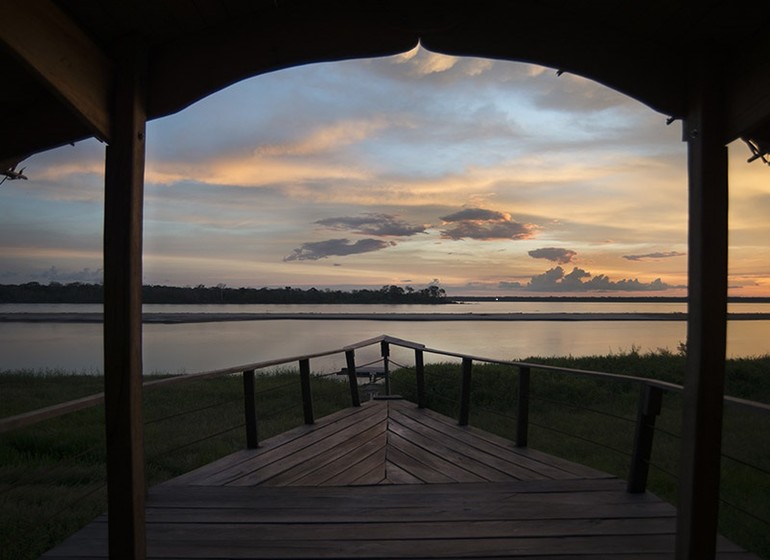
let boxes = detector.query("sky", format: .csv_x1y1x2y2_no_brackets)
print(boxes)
1,46,769,296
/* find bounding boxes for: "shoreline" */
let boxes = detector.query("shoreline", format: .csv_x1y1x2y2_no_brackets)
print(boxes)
2,311,770,324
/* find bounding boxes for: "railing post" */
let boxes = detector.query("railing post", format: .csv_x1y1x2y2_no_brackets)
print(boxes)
628,384,663,493
459,358,472,426
299,359,314,425
415,349,426,408
242,369,258,449
345,350,361,407
381,341,390,396
516,366,531,448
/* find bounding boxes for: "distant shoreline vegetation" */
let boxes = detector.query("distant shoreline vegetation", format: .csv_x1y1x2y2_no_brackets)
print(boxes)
0,282,449,305
2,282,770,305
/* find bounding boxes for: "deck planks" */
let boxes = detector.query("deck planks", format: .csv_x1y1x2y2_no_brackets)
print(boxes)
43,399,760,559
168,399,609,488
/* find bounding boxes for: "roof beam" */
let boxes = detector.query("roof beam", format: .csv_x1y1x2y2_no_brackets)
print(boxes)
0,94,93,165
725,54,770,143
0,0,113,142
148,14,418,120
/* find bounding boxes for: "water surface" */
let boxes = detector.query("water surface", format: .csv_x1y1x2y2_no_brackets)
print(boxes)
2,305,768,374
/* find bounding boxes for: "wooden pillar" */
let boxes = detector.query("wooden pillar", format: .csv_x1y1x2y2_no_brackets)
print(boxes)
345,350,361,407
627,385,663,494
458,358,472,426
381,341,391,396
243,370,258,448
414,349,426,408
515,366,530,448
103,37,147,560
676,51,729,560
299,359,314,424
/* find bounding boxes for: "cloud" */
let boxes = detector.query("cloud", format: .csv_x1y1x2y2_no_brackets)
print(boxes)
532,73,635,113
442,221,535,240
439,207,536,241
253,117,396,157
284,238,395,261
623,251,686,261
315,213,427,237
528,247,577,264
441,208,509,222
500,266,682,292
390,46,494,79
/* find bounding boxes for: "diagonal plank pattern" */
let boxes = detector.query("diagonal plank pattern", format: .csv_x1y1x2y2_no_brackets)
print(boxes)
165,399,607,488
43,400,760,559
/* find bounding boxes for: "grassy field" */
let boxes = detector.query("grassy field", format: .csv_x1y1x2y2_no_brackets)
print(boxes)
1,351,768,559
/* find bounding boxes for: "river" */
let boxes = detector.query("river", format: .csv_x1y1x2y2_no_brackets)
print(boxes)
1,302,769,374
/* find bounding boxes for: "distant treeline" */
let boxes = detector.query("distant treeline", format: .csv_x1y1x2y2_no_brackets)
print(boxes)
0,282,448,305
453,295,770,303
3,282,769,305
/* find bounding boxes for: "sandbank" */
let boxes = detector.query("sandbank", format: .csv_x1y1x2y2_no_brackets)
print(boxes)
1,311,768,324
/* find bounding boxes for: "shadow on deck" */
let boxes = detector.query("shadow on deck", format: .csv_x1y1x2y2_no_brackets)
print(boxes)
43,399,758,559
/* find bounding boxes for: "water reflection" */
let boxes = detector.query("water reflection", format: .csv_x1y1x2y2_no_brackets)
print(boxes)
2,319,768,374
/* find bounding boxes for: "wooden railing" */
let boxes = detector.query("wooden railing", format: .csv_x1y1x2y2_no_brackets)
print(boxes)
3,333,769,496
389,337,769,494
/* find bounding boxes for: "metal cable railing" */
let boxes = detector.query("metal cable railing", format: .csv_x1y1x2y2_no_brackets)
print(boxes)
527,419,632,458
722,453,770,477
529,394,638,424
144,396,242,425
3,334,768,559
647,459,680,481
148,423,245,460
720,499,770,528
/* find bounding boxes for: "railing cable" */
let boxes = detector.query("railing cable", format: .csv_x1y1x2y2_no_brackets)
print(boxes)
646,460,679,480
147,423,244,460
253,379,299,396
719,498,770,528
144,396,241,425
356,357,383,369
652,425,681,440
529,420,631,458
389,358,410,369
37,481,107,527
530,394,637,425
722,452,770,476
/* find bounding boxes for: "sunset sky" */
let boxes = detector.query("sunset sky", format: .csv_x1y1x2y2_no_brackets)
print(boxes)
2,46,769,296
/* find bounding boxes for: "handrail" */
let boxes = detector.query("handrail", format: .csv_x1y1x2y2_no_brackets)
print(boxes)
0,393,105,432
2,334,767,434
0,334,390,433
387,339,770,416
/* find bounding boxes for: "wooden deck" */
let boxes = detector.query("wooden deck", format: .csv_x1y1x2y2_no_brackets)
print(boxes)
43,399,759,559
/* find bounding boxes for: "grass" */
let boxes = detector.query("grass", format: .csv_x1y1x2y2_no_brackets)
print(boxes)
1,350,768,559
0,369,353,560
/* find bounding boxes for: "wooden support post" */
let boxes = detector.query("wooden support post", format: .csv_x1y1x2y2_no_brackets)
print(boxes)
628,384,663,493
415,349,426,408
516,366,530,448
676,50,729,560
458,358,472,426
103,37,147,560
242,370,258,448
299,359,314,425
381,341,390,396
345,350,361,407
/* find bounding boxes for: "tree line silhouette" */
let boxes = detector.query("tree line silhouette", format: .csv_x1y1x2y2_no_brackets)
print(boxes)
0,282,448,304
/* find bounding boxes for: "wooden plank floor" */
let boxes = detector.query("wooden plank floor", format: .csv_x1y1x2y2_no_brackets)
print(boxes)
43,399,759,559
